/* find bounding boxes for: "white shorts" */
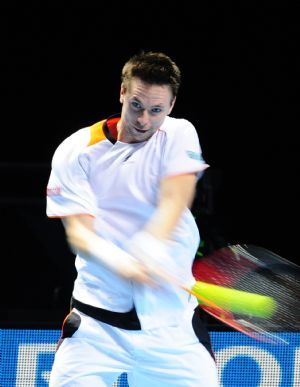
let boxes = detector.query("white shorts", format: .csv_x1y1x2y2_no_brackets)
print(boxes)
49,305,219,387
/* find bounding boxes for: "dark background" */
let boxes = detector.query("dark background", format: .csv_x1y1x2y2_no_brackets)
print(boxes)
0,5,299,326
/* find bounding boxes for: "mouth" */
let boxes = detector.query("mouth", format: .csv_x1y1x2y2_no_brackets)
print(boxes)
133,127,147,133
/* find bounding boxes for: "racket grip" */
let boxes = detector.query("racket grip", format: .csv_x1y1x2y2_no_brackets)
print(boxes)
192,281,277,318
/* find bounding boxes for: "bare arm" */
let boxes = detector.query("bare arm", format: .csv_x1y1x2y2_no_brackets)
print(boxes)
144,173,197,240
126,173,198,285
61,174,197,286
61,215,153,284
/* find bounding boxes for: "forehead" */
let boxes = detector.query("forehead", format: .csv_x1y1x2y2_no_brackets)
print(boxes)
126,78,173,105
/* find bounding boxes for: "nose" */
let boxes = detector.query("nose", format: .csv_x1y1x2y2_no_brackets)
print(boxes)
137,110,150,127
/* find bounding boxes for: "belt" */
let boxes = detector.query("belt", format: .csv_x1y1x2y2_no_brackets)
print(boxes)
71,297,142,330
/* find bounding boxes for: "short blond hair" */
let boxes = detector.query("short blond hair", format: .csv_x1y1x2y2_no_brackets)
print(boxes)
121,51,181,99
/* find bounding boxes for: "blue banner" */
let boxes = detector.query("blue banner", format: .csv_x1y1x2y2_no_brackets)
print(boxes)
0,329,299,386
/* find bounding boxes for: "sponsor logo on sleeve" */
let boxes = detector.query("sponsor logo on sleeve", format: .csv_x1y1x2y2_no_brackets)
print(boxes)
186,150,202,161
46,186,61,196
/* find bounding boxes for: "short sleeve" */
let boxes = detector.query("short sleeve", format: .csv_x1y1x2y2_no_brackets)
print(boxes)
46,128,97,218
161,119,209,179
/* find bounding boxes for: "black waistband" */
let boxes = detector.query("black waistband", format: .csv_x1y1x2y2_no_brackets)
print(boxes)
71,297,141,330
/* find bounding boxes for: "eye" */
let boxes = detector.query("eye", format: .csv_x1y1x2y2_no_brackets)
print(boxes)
151,107,163,114
131,101,142,110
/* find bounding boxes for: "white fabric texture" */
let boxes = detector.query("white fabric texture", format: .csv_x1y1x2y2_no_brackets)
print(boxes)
46,116,209,327
49,308,219,387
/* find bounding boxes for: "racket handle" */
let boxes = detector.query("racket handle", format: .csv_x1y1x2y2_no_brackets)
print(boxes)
191,281,277,318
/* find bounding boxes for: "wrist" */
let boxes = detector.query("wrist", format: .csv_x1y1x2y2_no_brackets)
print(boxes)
87,234,137,274
128,230,182,285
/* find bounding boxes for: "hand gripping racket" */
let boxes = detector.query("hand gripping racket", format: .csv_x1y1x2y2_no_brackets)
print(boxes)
188,244,300,344
72,218,298,344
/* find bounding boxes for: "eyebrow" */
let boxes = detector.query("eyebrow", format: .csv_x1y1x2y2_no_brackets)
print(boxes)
131,97,165,108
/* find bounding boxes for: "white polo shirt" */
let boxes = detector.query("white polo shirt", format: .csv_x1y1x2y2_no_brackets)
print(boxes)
47,115,209,329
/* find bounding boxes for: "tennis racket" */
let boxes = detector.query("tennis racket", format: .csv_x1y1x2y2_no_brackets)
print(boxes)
67,218,298,344
188,244,300,344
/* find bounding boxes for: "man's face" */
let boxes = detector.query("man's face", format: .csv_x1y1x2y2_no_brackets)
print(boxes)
118,77,175,143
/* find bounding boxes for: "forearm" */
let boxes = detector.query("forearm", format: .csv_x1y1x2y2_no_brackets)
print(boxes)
144,173,196,240
62,173,197,285
145,197,187,240
62,215,151,283
124,174,197,285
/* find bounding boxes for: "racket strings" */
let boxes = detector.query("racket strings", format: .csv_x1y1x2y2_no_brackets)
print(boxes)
236,268,300,331
193,244,300,336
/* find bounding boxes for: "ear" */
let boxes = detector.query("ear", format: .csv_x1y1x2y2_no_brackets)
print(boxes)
168,96,176,114
120,83,126,104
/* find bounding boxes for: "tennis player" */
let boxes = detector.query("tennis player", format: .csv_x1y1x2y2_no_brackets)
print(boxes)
46,51,219,386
